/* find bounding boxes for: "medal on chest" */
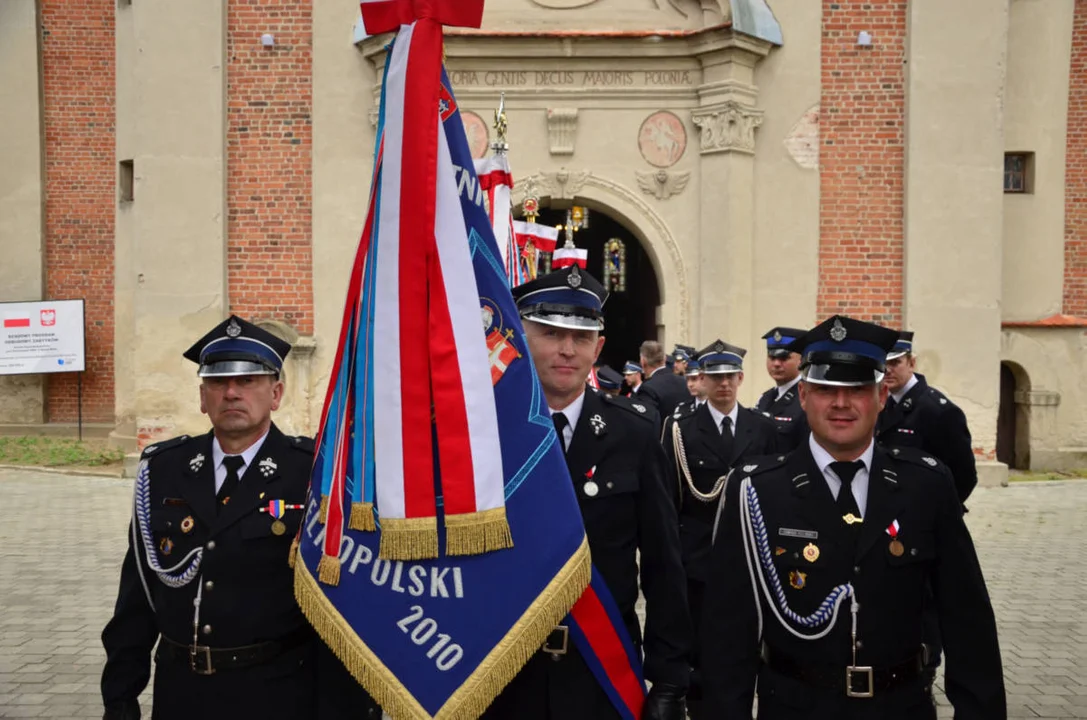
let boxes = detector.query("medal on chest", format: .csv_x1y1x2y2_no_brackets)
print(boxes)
582,466,599,497
886,519,904,556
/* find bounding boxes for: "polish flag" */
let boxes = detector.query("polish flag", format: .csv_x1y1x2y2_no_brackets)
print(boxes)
552,247,588,269
3,315,30,329
513,220,559,253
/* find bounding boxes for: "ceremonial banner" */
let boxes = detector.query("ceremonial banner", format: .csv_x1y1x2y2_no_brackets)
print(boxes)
474,155,525,287
293,2,591,717
552,246,589,269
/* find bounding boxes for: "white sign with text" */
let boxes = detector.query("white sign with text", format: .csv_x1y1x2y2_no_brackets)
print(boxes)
0,299,86,375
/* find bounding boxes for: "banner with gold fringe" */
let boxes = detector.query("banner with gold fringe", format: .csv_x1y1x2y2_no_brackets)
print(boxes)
292,0,592,716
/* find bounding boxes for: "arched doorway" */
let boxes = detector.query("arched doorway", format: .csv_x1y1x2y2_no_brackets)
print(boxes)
997,361,1031,470
526,204,660,371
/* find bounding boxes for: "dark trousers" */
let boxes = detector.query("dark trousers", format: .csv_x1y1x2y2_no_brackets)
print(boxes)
482,647,619,720
687,578,707,719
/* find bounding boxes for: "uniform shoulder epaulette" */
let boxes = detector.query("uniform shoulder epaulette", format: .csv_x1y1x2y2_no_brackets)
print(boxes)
736,452,790,478
290,435,316,454
672,400,698,421
884,444,947,473
140,434,191,460
601,392,656,422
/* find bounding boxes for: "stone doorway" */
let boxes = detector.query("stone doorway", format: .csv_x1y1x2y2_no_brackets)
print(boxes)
997,361,1031,470
527,204,661,372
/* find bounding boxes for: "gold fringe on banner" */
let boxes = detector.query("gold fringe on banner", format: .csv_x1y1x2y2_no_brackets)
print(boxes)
287,536,300,569
348,501,377,532
379,516,439,560
317,494,330,524
317,553,341,586
294,534,591,720
445,507,514,556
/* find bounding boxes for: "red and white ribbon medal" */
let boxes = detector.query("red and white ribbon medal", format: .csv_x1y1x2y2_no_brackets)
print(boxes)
583,466,599,497
886,519,904,557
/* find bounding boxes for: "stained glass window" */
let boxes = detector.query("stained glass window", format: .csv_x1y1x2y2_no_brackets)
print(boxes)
603,238,626,292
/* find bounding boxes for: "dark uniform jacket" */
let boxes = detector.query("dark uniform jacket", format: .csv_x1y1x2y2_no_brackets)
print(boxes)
756,382,808,452
877,373,977,504
101,425,317,720
484,389,691,720
638,367,691,422
702,443,1006,720
662,402,780,582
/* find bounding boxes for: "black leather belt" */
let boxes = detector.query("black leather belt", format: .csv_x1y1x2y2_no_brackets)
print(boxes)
158,626,311,675
761,644,923,698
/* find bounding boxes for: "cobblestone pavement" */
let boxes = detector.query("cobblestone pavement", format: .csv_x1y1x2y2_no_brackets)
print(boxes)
0,468,1085,718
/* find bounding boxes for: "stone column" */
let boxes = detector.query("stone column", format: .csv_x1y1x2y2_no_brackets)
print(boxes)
903,0,1010,486
0,0,45,424
691,35,772,358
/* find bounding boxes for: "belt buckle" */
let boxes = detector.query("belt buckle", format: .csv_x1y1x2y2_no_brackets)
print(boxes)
542,625,569,658
845,666,874,698
190,645,215,675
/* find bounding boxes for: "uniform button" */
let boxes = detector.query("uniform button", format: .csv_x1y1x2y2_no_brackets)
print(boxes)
606,482,614,489
910,548,918,557
204,580,214,591
853,565,861,575
202,624,213,635
856,640,864,650
206,541,216,550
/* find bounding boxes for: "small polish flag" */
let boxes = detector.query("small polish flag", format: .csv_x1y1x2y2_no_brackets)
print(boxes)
3,315,30,329
513,221,559,253
551,247,588,269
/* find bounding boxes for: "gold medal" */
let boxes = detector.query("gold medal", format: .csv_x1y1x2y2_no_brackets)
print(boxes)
271,519,287,536
889,539,904,557
802,542,820,563
789,570,807,590
159,537,174,556
180,516,195,534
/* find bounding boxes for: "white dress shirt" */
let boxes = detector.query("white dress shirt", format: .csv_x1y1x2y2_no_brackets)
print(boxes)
550,390,586,453
776,375,801,400
706,402,739,437
211,429,270,494
890,373,919,404
809,434,875,515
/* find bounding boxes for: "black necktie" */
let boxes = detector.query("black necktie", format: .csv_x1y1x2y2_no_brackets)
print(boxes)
719,415,735,460
829,460,864,521
217,455,245,512
552,412,569,454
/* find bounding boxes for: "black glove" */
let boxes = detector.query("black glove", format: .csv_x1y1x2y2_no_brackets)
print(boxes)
103,700,141,720
642,682,687,720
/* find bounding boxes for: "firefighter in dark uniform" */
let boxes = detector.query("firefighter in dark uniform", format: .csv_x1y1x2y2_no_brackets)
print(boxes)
877,331,978,505
622,361,644,396
684,357,706,407
594,364,624,396
100,316,381,720
484,266,691,720
672,344,697,376
661,340,779,719
702,315,1006,720
756,326,809,451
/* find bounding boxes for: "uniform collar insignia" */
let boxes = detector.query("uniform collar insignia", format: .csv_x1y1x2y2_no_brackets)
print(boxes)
631,403,646,413
226,318,242,338
589,414,606,436
258,457,278,477
830,318,847,342
902,397,913,410
189,453,205,472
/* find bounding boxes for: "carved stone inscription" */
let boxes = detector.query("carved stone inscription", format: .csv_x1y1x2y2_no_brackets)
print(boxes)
447,69,696,89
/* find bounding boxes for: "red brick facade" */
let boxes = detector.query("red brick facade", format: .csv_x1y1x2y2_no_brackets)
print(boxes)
40,0,116,423
817,0,907,324
1065,0,1087,316
226,0,315,335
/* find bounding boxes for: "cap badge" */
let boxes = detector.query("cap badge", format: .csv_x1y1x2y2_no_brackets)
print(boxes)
773,330,782,342
567,266,583,289
189,453,205,472
259,457,278,477
714,341,725,353
589,414,607,436
226,318,242,338
830,318,847,342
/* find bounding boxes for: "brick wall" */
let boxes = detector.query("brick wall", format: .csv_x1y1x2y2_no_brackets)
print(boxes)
40,0,115,423
817,0,907,324
226,0,314,334
1065,0,1087,316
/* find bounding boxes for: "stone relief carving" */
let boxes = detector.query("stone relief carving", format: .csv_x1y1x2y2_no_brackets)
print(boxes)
691,101,764,155
635,170,691,200
512,171,691,341
547,108,579,156
784,104,820,170
638,111,687,168
652,0,727,26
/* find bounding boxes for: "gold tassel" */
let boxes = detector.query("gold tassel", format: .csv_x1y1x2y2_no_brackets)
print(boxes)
317,494,329,524
348,501,376,532
287,536,300,569
294,535,591,720
445,507,515,557
379,517,439,560
317,553,341,586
